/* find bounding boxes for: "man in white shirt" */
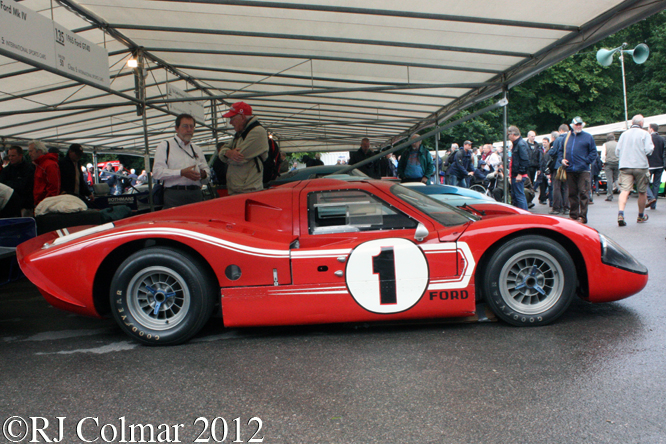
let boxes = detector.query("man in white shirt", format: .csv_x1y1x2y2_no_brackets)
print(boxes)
153,113,210,209
616,114,654,225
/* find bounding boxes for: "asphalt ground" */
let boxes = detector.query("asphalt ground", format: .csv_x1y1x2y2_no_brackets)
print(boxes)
1,192,664,444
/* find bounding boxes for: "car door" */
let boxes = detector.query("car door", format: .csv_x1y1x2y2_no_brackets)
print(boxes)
288,186,473,325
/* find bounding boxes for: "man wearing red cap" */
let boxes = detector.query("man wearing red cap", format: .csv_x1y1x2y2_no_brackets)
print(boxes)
218,102,268,195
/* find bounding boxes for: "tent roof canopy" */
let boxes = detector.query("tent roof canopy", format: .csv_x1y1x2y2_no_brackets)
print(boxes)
1,0,664,156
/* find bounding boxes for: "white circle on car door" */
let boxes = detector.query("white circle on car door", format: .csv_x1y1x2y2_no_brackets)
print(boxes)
345,238,429,314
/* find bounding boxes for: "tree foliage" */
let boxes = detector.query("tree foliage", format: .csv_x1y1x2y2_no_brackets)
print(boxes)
425,11,666,149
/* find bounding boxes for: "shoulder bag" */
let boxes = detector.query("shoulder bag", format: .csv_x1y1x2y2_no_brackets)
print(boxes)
555,132,571,182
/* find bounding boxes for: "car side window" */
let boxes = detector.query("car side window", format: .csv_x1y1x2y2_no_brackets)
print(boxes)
308,190,417,235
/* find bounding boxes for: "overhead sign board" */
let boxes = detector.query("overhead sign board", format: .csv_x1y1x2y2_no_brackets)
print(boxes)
53,22,110,88
167,84,206,125
0,1,56,68
0,1,109,88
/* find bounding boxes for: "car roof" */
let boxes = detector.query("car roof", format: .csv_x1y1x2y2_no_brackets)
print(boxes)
268,165,369,186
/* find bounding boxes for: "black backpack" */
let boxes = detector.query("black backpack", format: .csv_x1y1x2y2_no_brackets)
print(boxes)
261,137,281,184
243,120,280,185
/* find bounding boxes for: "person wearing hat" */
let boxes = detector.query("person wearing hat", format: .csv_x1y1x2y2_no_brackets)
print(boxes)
85,163,95,190
472,159,490,184
218,102,268,195
555,116,598,224
59,143,93,202
153,113,210,208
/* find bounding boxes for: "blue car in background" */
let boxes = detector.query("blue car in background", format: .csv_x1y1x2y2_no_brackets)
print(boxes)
268,165,508,211
400,182,507,208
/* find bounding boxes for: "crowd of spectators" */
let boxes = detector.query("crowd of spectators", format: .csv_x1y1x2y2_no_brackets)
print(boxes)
337,114,665,223
3,111,663,225
0,140,146,218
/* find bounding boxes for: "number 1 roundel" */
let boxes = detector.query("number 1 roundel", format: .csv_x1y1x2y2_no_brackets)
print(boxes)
346,238,429,314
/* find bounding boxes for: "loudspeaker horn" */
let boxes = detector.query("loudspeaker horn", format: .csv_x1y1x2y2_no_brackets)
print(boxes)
596,45,623,67
625,43,650,64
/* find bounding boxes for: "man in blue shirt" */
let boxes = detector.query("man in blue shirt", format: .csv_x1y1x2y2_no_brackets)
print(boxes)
556,116,598,224
507,126,530,210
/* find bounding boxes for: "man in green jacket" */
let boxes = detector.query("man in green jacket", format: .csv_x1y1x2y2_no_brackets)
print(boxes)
397,134,435,183
219,102,269,195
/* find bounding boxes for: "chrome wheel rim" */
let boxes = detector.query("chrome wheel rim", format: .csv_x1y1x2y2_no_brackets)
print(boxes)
127,266,191,330
498,249,564,315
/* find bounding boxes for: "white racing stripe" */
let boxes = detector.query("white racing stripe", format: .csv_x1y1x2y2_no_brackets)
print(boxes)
60,227,291,259
267,290,349,296
269,285,347,293
291,249,352,258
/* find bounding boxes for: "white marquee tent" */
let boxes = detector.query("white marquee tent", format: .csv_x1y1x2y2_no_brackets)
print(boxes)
0,0,664,158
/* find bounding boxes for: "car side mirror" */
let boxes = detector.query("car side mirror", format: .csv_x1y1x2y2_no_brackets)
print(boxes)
414,223,429,242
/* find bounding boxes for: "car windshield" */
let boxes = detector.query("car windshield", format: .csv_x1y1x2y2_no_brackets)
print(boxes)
390,184,477,227
349,169,370,177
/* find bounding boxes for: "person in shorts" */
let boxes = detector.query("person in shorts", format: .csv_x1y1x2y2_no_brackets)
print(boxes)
616,114,654,226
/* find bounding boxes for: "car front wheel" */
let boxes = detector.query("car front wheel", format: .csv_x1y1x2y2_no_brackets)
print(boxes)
110,247,216,345
483,235,576,326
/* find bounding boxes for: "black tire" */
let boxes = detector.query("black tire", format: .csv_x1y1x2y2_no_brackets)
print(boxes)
482,235,576,326
470,184,487,195
110,247,217,345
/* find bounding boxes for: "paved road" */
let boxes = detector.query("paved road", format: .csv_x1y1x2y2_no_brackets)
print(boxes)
1,195,664,444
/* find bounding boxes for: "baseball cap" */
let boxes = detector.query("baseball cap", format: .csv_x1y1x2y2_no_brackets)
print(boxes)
223,102,252,118
571,116,584,125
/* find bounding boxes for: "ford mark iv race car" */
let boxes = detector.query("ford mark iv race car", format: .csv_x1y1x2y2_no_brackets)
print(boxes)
18,179,648,345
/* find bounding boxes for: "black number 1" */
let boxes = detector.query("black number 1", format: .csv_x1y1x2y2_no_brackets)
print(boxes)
372,247,397,305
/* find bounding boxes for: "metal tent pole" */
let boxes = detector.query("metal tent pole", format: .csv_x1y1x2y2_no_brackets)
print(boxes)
92,150,99,184
212,99,219,147
434,130,440,184
620,51,629,129
136,51,154,212
503,88,509,203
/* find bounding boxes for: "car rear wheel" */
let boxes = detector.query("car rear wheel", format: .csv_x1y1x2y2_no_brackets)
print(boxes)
470,184,487,195
110,247,216,345
483,235,576,326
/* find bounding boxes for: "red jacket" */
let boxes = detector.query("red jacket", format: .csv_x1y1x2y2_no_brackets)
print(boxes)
33,153,60,206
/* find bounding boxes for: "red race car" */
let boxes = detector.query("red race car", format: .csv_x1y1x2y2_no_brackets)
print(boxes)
18,179,648,345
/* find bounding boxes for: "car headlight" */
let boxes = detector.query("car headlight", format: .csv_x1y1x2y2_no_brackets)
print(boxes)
599,234,647,274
